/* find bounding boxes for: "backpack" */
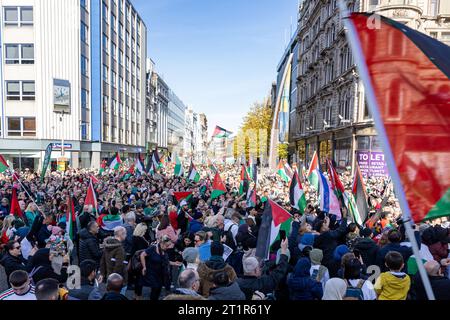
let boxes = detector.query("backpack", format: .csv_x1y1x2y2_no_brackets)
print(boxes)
224,224,237,250
311,265,326,282
128,249,146,273
343,279,365,300
29,266,43,286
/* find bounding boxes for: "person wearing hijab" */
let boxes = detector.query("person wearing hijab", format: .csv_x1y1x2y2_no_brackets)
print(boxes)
322,278,347,300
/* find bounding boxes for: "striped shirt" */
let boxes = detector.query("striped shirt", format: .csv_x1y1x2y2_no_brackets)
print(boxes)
0,285,37,300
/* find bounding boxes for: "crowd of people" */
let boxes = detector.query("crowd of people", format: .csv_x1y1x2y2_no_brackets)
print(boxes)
0,161,449,301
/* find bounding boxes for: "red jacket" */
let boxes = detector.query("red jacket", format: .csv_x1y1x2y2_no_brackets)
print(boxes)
168,210,178,230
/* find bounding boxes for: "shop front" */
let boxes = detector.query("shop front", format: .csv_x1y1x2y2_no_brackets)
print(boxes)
319,134,332,171
333,128,354,172
305,137,318,167
355,127,388,178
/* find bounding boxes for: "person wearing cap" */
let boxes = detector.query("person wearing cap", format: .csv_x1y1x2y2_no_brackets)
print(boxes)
309,248,329,290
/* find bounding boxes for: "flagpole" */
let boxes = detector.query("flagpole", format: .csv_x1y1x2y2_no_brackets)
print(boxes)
337,0,435,300
7,169,45,215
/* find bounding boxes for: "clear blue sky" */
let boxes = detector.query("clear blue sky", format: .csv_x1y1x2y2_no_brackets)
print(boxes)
132,0,299,135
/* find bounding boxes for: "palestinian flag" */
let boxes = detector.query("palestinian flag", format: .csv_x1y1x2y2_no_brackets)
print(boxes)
85,178,98,213
98,214,123,231
66,196,77,240
207,159,217,174
352,164,369,223
318,169,342,218
327,160,346,202
174,155,184,177
99,160,107,175
159,155,166,169
0,154,9,173
277,160,290,183
188,161,200,183
173,191,193,205
255,199,292,260
211,172,227,199
307,151,319,190
145,153,152,173
289,171,307,213
348,12,450,223
135,156,145,176
246,187,257,208
284,162,294,180
90,174,100,184
212,125,232,138
10,188,24,219
108,152,122,171
152,150,161,169
239,165,250,196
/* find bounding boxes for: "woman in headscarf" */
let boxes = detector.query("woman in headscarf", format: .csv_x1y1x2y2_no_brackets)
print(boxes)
322,278,347,300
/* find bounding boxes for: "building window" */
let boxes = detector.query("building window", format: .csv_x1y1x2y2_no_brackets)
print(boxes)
7,117,36,137
429,0,439,16
119,22,123,39
81,55,88,76
4,7,33,26
81,122,89,140
111,12,116,30
103,94,108,112
81,22,89,44
442,32,450,45
112,71,117,88
112,99,117,115
103,65,109,82
6,80,35,100
119,49,123,65
81,0,88,10
5,44,34,64
81,89,89,109
102,2,108,23
22,81,35,100
111,43,117,59
102,34,109,52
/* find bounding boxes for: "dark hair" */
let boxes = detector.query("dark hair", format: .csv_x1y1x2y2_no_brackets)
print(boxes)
35,278,59,300
158,214,170,231
385,251,404,271
302,246,312,258
9,270,29,287
210,241,224,257
5,240,18,252
343,258,363,280
87,221,97,232
79,260,97,278
387,229,402,243
213,270,230,287
313,219,325,233
347,223,358,233
109,207,119,216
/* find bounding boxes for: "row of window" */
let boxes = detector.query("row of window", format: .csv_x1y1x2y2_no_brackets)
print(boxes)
3,6,33,26
5,44,34,64
6,81,35,100
1,117,36,137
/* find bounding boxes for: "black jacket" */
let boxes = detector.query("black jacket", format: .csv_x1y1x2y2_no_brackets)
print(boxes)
0,253,29,281
78,229,102,264
208,281,246,300
237,254,289,300
353,237,379,266
375,243,412,272
36,224,52,248
68,278,96,300
313,219,348,270
28,248,68,284
101,292,129,300
414,274,450,300
130,236,149,258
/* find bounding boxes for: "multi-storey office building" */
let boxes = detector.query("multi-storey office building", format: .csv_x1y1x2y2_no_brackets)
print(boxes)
0,0,147,170
168,89,186,157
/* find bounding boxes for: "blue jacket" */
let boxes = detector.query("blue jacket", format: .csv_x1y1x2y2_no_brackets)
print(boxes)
376,243,413,272
189,220,203,234
287,258,323,300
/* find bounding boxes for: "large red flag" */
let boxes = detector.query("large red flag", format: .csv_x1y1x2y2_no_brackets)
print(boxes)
85,178,98,213
349,13,450,223
10,187,24,219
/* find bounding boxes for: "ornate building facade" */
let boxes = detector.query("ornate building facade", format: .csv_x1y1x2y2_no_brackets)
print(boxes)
291,0,450,173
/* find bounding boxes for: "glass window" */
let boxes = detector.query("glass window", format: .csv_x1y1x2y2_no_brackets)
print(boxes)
103,65,109,82
112,72,117,87
81,55,88,76
20,7,33,25
6,81,20,100
21,81,35,100
8,118,21,136
119,50,123,65
111,13,116,29
5,44,19,64
21,44,34,63
4,7,18,25
357,136,371,150
81,22,88,43
81,89,89,109
119,22,123,39
23,118,36,136
81,0,87,9
111,43,117,58
429,0,439,16
102,34,109,51
102,2,108,22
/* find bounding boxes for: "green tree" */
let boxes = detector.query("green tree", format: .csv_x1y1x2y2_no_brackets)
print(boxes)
277,143,288,160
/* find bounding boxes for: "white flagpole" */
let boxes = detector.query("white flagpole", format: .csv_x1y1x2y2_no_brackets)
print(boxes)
337,0,435,300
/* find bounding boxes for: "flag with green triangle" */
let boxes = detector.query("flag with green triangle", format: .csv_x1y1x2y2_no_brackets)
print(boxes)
66,196,77,241
0,154,9,173
307,151,319,190
239,165,250,196
211,172,227,199
174,155,184,177
188,161,200,183
289,171,307,213
277,160,291,183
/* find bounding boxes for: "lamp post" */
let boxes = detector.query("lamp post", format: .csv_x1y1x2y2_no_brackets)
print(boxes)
60,110,65,158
